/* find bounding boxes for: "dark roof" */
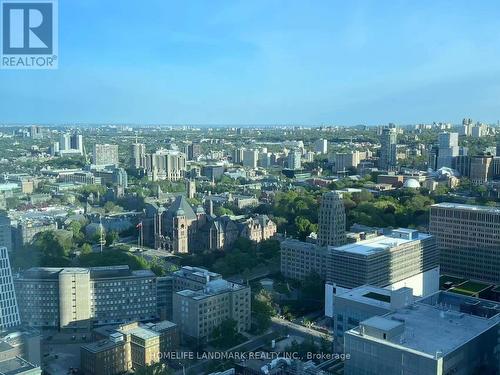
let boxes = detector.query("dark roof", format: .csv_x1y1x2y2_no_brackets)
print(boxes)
165,195,197,221
201,215,238,233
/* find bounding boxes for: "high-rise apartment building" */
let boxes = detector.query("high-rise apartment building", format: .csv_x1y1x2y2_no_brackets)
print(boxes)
469,155,500,185
70,134,84,153
317,191,346,247
436,132,459,169
0,247,20,330
185,142,201,161
331,151,368,173
438,131,458,149
14,266,157,329
59,133,70,151
243,149,259,169
30,125,43,139
429,203,500,283
59,133,83,155
287,149,302,170
379,127,397,171
93,144,119,166
145,149,186,181
130,142,146,169
258,152,272,168
314,139,328,154
231,148,244,164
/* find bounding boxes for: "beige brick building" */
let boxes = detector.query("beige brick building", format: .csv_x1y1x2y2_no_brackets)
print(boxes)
81,320,179,375
173,279,251,344
240,215,277,243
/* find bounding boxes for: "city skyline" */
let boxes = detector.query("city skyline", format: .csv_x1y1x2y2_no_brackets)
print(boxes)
2,1,500,125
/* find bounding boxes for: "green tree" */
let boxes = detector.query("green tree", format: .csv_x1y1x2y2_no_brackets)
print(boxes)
211,319,243,348
32,230,72,262
294,216,317,240
103,201,119,213
214,206,234,216
300,272,324,304
80,243,93,255
105,230,119,247
67,220,85,244
252,290,275,333
78,249,149,270
258,239,280,260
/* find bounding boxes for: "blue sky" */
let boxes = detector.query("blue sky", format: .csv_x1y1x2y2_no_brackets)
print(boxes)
1,0,500,125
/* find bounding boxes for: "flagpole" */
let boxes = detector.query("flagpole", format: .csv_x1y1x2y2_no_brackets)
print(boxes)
99,214,103,253
141,222,143,250
136,221,143,251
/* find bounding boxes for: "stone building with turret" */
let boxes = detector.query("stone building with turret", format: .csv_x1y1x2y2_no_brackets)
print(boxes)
144,196,275,254
144,196,239,253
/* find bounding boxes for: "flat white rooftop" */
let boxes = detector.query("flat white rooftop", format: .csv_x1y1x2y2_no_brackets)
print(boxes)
432,202,500,214
177,279,247,300
336,285,393,309
331,230,431,256
362,315,403,331
349,303,499,357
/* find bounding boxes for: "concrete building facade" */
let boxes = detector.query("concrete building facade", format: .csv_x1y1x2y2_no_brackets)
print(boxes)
14,266,157,329
280,239,328,280
327,229,439,295
429,203,500,284
93,144,119,167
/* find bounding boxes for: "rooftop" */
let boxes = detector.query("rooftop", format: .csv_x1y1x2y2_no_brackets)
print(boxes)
118,325,159,340
143,320,177,332
0,357,40,375
432,202,500,214
419,291,500,319
336,286,394,309
281,238,322,250
19,265,155,280
331,229,431,256
348,301,500,358
177,279,247,300
81,339,124,353
173,266,221,280
362,315,403,331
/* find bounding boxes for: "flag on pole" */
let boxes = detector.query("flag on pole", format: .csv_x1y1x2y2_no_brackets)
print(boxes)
136,222,143,228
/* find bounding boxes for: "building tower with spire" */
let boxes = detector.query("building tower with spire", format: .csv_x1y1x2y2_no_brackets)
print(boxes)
173,208,189,253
